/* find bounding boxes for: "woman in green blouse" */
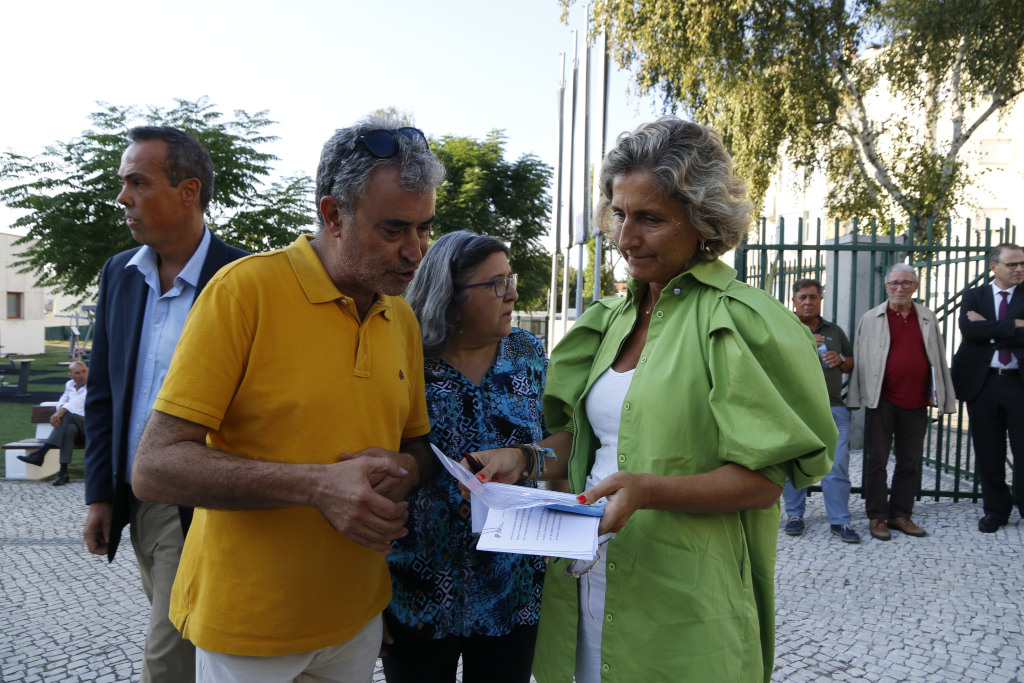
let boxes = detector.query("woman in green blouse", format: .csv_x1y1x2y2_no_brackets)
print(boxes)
469,117,837,682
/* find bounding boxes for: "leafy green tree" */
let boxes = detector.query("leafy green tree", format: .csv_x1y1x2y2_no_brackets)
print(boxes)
582,236,617,300
574,0,1024,239
431,131,553,310
1,97,314,301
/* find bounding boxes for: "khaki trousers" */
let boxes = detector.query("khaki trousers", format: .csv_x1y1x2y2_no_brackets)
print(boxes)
129,497,194,682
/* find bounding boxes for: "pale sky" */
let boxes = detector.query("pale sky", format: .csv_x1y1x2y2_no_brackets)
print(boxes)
1,0,667,244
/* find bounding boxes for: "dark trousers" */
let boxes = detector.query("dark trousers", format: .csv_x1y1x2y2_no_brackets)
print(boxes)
44,412,85,465
966,372,1024,521
381,611,538,683
864,397,928,519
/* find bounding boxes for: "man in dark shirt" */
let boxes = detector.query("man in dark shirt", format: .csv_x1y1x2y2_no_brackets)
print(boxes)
848,264,956,541
782,279,860,543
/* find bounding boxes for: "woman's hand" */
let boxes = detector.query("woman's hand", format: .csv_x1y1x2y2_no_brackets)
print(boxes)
577,471,651,536
456,447,529,498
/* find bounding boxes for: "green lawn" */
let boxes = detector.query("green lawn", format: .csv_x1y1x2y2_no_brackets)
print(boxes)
1,343,88,479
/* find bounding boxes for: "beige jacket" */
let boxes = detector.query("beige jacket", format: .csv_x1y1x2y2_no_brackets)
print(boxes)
847,300,956,413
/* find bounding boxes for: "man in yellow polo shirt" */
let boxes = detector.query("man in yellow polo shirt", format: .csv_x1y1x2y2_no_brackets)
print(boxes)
131,115,445,682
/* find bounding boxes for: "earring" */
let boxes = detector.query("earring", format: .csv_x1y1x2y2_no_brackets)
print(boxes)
699,241,707,253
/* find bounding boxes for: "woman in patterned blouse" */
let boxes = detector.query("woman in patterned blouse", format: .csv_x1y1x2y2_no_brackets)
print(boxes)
382,231,549,683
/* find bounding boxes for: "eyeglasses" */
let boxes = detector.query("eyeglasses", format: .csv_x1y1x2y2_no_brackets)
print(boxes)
885,280,916,289
458,274,518,297
354,127,428,158
998,261,1024,270
564,535,613,578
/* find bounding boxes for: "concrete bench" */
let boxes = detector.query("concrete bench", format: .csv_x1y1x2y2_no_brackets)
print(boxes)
3,403,84,480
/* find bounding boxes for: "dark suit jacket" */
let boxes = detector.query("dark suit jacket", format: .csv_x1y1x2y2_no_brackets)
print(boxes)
951,285,1024,403
84,233,248,562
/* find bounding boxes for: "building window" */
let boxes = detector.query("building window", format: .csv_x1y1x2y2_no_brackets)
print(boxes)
6,292,22,319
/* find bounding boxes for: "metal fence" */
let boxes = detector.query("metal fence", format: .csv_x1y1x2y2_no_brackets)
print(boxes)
734,217,1018,501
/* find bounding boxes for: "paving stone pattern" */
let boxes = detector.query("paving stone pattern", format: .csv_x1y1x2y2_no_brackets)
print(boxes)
3,451,1022,682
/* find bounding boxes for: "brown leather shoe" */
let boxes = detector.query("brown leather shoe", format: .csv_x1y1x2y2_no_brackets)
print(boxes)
887,517,927,537
869,519,891,541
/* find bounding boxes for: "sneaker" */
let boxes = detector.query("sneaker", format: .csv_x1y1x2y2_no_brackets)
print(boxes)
784,516,804,536
830,524,861,544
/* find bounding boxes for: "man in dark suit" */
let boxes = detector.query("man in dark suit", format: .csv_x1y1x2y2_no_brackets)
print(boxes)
952,242,1024,533
82,126,247,681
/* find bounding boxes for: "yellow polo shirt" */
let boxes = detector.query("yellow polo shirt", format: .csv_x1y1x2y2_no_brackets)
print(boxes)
154,236,429,656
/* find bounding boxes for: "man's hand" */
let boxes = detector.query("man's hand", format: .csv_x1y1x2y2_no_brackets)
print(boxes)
312,457,411,554
337,447,419,502
967,310,987,322
50,409,64,428
83,501,112,555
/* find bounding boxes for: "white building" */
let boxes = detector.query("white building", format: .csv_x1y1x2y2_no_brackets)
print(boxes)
1,232,95,356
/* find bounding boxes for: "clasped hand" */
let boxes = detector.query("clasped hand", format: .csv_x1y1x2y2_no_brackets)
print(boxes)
318,449,413,554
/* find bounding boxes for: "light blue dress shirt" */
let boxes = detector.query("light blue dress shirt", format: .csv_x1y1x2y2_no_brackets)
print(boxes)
125,227,212,481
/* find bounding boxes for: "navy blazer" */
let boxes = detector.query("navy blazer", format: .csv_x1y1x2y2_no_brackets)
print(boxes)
84,233,248,562
951,285,1024,403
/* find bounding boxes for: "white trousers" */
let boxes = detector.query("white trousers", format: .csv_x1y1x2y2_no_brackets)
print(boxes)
196,616,382,683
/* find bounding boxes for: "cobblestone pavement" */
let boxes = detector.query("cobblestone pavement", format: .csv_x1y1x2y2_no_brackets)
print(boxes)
3,453,1023,682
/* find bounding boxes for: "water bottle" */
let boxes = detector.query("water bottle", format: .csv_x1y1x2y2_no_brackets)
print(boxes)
817,342,829,368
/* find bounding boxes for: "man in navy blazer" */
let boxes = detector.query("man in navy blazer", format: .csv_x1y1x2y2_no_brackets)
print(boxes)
82,126,247,681
952,242,1024,533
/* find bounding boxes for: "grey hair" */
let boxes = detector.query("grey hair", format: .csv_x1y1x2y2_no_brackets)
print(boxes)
596,116,753,261
792,278,823,297
885,263,918,282
989,243,1022,265
314,114,446,229
406,231,510,358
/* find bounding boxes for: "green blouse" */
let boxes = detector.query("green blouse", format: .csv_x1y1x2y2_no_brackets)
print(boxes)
533,259,836,683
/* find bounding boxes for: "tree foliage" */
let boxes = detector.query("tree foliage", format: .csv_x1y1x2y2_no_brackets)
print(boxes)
575,0,1024,239
582,236,617,300
431,131,553,311
1,97,314,301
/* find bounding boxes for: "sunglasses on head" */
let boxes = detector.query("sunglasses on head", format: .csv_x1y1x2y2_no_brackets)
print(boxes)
355,127,428,158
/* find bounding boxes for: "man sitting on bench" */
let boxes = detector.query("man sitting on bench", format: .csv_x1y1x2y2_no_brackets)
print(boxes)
19,360,88,486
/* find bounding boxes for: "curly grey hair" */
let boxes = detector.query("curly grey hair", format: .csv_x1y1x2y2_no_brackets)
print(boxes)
596,116,753,261
406,231,510,358
314,114,445,228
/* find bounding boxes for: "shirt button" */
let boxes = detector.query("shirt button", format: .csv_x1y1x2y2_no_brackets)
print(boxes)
602,664,610,672
608,563,616,571
656,311,665,318
623,402,630,410
605,614,613,622
340,299,348,305
618,454,626,463
639,357,647,363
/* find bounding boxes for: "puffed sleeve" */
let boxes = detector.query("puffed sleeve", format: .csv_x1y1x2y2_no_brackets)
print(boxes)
707,287,837,489
542,299,624,434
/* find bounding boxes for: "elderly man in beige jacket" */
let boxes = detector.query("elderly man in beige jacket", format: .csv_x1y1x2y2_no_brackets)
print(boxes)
848,264,956,541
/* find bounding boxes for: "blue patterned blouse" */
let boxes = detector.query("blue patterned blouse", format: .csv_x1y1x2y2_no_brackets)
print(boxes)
386,328,549,638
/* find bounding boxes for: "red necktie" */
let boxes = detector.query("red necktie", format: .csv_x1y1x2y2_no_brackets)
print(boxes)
999,291,1011,366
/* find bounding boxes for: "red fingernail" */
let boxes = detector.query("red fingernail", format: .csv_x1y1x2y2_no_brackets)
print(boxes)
477,473,486,481
577,494,587,504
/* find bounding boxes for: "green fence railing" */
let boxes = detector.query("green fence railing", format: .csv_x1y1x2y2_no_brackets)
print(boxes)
735,217,1018,502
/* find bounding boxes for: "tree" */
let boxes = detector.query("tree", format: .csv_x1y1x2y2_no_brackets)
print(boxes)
582,236,617,300
1,97,314,301
574,0,1024,239
431,131,553,310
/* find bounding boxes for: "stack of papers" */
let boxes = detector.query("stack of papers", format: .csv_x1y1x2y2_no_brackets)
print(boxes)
431,445,602,561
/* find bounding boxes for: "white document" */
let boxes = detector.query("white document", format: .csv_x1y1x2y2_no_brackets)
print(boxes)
476,505,601,561
431,444,602,559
